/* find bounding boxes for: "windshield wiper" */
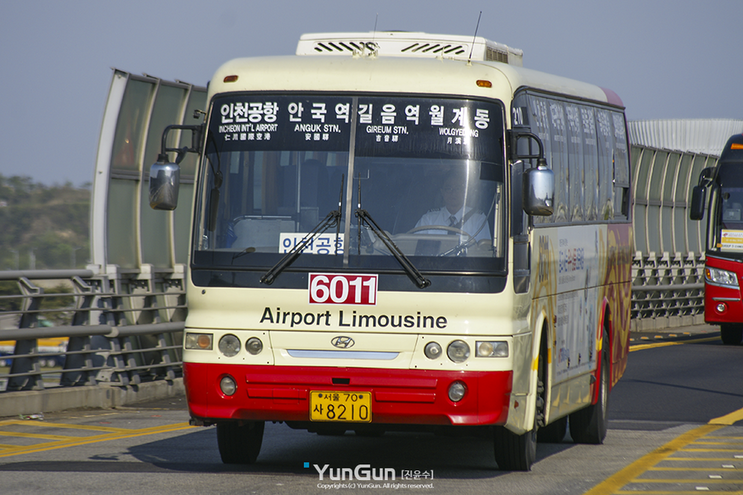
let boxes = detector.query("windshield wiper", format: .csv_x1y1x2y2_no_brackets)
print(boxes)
259,210,341,285
355,209,431,289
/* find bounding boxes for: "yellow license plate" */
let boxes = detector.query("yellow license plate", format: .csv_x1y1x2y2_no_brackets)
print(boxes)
310,391,372,423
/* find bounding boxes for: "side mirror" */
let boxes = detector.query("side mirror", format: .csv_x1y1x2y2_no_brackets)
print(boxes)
149,156,181,210
689,185,706,221
523,162,554,216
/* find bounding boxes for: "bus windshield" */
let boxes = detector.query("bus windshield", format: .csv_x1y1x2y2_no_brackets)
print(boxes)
193,94,506,279
710,186,743,254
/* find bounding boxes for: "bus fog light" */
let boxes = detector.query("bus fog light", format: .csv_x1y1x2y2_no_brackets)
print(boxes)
220,375,237,396
448,381,467,402
717,303,727,313
246,337,263,355
476,341,508,357
424,342,442,359
185,332,213,350
218,334,241,357
447,340,470,363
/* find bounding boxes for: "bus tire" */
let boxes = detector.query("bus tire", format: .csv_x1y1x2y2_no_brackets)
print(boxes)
494,346,544,470
720,324,743,345
569,334,609,444
538,416,567,443
216,421,265,464
493,425,536,471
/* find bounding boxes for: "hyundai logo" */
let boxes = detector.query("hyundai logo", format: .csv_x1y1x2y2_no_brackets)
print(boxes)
331,336,355,349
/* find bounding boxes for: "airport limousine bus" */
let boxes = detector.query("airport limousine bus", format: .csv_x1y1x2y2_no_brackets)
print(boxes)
149,31,632,471
691,133,743,345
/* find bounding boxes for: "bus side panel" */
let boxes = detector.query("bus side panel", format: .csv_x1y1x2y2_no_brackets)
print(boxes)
703,256,743,325
604,223,632,389
532,222,631,419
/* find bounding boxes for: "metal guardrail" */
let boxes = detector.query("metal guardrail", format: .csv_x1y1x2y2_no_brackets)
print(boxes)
0,266,186,393
631,251,706,331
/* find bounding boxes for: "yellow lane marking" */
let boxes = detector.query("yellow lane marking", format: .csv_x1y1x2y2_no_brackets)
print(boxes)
0,430,78,441
586,403,743,494
0,422,194,458
711,409,743,426
633,478,743,483
583,424,724,495
662,458,743,462
617,492,735,495
630,336,719,352
649,466,743,471
0,420,132,433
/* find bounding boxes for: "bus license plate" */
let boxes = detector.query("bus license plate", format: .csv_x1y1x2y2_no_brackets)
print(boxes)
310,391,372,423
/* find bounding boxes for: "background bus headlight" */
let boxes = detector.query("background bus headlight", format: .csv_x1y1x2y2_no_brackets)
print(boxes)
705,267,739,288
246,337,263,355
220,375,237,396
185,333,213,350
218,334,241,357
424,342,442,359
447,340,470,363
476,341,508,357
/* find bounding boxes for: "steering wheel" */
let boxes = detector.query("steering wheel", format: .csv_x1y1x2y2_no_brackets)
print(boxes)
406,224,474,240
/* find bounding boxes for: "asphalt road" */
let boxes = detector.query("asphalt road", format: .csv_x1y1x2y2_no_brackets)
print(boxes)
1,329,742,495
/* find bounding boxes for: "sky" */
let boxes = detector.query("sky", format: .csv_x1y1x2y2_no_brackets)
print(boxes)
1,0,741,186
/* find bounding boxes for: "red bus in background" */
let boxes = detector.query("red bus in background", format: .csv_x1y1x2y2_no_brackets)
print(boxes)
691,133,743,344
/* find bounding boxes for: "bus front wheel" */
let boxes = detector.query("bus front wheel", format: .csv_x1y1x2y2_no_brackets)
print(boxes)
493,349,544,471
216,420,265,464
493,425,536,471
720,324,743,345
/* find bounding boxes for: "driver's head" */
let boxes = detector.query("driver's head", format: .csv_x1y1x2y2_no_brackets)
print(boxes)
440,172,466,214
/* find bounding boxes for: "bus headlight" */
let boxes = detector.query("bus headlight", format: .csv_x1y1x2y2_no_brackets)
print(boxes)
220,375,237,396
476,341,508,357
246,337,263,355
447,340,470,363
424,342,443,359
185,332,213,350
705,267,739,288
218,334,241,357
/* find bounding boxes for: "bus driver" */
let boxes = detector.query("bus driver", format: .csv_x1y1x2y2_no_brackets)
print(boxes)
414,172,491,242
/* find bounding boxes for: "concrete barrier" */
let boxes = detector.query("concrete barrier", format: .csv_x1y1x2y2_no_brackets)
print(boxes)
0,378,184,418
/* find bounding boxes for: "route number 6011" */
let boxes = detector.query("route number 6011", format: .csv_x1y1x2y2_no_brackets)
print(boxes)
309,273,378,305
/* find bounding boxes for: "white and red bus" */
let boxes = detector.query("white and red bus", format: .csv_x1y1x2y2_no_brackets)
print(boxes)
150,31,632,470
691,133,743,344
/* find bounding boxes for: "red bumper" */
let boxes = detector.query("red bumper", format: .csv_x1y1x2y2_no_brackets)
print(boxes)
704,257,743,324
184,363,512,427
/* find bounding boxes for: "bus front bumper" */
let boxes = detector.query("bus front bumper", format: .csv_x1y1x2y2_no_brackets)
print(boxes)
184,363,512,427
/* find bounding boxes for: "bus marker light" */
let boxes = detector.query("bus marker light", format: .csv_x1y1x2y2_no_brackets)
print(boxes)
220,375,237,396
424,342,442,359
448,381,467,402
185,332,213,350
247,337,263,355
223,75,238,83
476,341,508,358
476,80,492,88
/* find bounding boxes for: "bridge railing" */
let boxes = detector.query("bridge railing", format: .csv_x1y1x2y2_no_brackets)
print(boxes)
0,266,185,394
